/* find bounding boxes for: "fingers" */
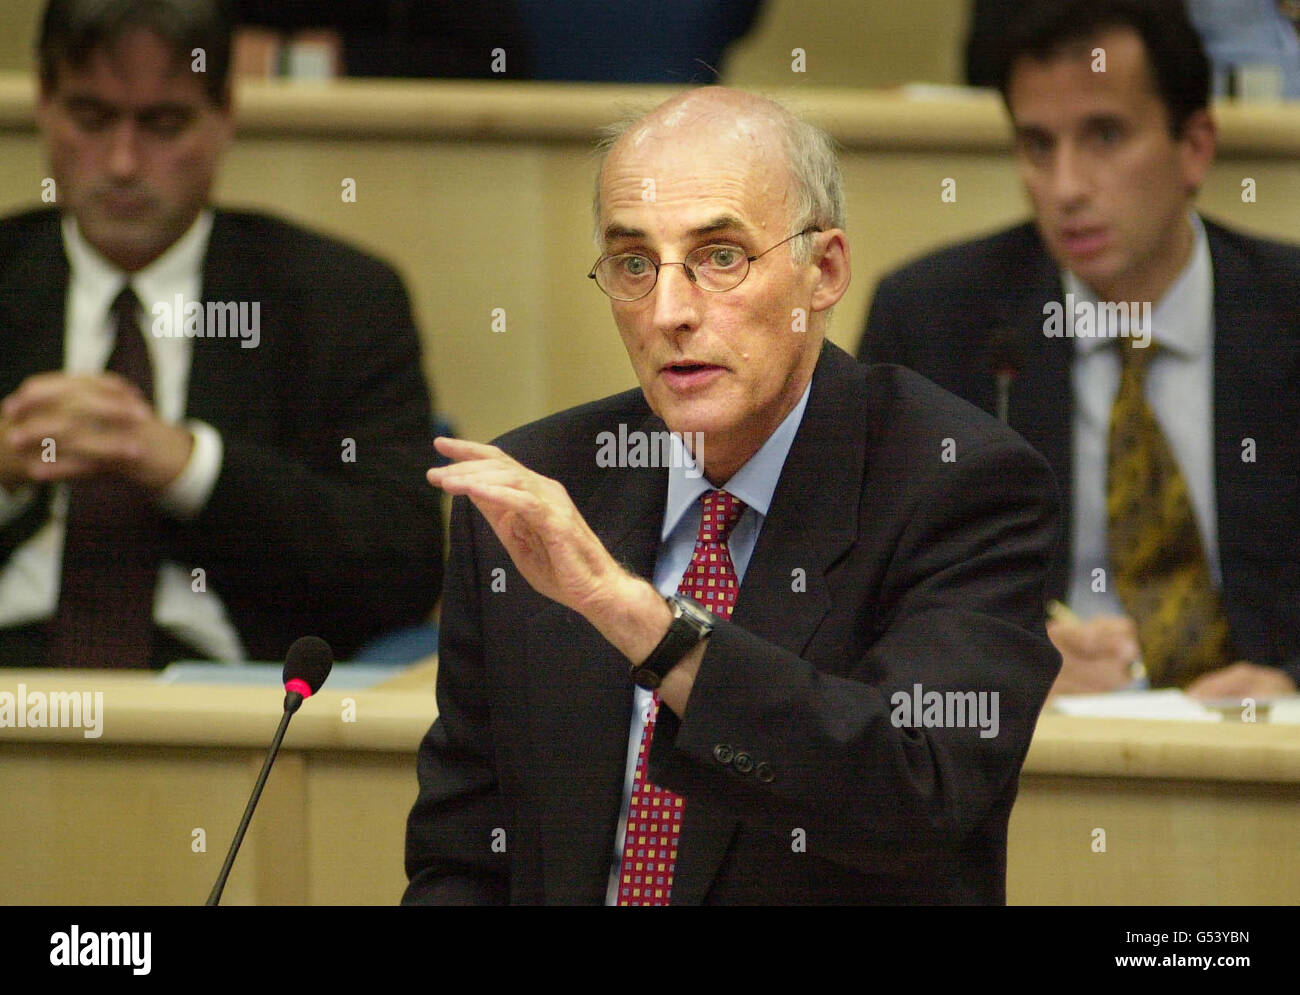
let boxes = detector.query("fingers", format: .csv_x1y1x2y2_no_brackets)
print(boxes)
428,440,570,506
3,372,145,423
432,436,510,464
2,374,155,483
1185,662,1296,700
1047,614,1140,695
1048,614,1139,662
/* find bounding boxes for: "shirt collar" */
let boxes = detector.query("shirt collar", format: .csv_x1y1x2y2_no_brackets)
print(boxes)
62,209,214,308
1065,211,1211,359
660,378,813,541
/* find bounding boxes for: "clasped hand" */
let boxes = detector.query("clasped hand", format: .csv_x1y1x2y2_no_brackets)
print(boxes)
0,372,192,493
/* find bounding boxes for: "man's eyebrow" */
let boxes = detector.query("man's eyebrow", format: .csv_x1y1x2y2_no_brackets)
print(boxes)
689,216,748,238
603,223,645,242
63,94,113,110
1013,123,1053,143
63,93,197,117
1080,113,1126,130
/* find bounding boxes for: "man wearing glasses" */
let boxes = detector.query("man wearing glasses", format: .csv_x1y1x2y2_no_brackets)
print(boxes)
404,87,1061,905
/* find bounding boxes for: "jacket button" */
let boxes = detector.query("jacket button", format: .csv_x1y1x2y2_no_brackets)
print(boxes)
755,762,774,783
733,751,754,773
713,744,734,764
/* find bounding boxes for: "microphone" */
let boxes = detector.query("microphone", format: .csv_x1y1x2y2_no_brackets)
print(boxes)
205,636,334,906
988,325,1023,425
282,634,333,714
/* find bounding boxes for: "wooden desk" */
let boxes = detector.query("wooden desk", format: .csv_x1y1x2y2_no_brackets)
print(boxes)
3,670,1297,904
0,668,436,905
1010,714,1300,905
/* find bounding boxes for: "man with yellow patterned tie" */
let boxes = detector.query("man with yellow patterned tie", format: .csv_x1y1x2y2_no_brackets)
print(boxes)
859,0,1300,698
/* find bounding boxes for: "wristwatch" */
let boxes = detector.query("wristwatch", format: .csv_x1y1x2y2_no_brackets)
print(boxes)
629,593,717,690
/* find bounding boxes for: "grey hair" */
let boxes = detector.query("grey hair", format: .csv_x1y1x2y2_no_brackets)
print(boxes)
590,93,846,266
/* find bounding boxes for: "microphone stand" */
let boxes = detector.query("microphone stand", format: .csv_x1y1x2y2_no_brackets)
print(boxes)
205,694,304,906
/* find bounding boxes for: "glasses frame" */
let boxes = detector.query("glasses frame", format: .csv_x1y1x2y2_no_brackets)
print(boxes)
587,225,823,301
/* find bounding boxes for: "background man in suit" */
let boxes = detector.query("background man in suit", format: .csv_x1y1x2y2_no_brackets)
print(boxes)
404,87,1060,904
0,0,442,668
861,0,1299,698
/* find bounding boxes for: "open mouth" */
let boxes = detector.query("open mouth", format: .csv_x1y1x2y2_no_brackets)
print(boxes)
661,361,724,389
1060,227,1109,257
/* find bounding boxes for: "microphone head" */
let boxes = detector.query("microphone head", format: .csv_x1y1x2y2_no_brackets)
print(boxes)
283,636,333,697
988,325,1024,379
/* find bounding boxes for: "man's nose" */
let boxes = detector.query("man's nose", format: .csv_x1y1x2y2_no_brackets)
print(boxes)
649,262,701,334
1048,141,1090,207
105,120,142,180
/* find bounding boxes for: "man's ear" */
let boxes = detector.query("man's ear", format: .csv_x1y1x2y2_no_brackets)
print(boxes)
1178,108,1217,196
810,229,851,313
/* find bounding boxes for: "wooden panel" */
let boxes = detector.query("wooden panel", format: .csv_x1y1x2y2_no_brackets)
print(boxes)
3,76,1298,444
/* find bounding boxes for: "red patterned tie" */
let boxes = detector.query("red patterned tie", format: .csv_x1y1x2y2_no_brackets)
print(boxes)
617,489,746,905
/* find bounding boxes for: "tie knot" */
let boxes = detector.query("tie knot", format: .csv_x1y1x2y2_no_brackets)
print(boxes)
699,489,746,544
1117,338,1159,376
112,285,140,324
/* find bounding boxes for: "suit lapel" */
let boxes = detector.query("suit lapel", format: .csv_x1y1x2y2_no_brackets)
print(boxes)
1,212,67,388
526,408,669,903
186,212,275,426
1208,221,1251,544
0,213,67,560
1204,220,1298,645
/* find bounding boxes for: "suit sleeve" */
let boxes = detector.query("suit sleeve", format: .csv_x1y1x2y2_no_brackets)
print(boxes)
403,494,510,904
650,437,1061,876
167,260,442,659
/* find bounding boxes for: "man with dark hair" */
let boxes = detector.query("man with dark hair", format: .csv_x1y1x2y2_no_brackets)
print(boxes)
404,87,1060,905
862,0,1300,697
0,0,442,668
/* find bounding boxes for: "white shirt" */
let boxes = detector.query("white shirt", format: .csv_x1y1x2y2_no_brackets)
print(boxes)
0,211,245,660
1066,212,1219,619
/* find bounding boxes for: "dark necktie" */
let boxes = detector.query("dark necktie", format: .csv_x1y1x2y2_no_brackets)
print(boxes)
48,287,161,669
616,489,746,905
1106,340,1232,687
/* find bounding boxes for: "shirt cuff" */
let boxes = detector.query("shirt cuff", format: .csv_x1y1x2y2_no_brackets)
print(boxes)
0,480,37,527
157,420,223,520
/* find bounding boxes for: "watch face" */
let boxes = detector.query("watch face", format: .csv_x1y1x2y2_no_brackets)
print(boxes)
672,594,715,631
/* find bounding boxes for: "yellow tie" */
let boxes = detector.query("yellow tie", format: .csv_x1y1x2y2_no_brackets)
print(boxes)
1106,340,1233,687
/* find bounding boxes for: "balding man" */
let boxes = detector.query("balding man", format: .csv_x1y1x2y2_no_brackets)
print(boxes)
403,88,1061,905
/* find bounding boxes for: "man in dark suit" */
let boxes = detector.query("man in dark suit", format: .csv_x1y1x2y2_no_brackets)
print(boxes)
403,87,1060,904
0,0,441,667
860,0,1299,698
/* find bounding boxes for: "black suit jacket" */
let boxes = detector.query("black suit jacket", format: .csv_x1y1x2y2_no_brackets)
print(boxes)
0,207,442,662
858,218,1300,682
404,342,1061,904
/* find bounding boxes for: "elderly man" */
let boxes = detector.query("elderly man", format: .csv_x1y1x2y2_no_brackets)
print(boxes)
0,0,441,668
404,87,1060,905
860,0,1300,698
